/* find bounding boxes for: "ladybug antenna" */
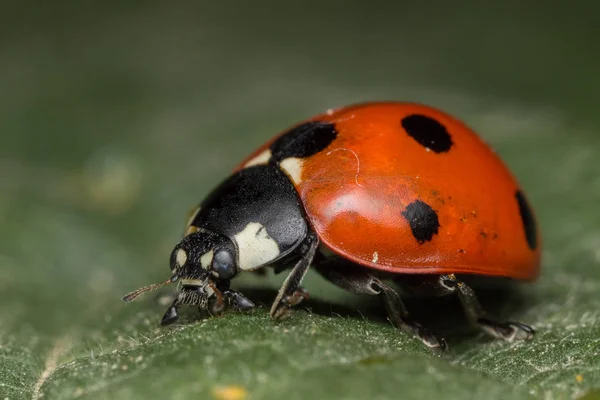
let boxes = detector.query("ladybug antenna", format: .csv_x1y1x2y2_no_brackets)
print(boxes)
122,275,179,303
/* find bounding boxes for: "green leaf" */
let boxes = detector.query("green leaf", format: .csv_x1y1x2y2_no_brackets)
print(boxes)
1,2,599,399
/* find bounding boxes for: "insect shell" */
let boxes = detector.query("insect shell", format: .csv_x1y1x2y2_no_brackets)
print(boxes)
124,101,540,352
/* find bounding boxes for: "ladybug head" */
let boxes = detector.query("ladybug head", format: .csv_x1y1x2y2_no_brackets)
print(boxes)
169,230,238,283
122,229,238,308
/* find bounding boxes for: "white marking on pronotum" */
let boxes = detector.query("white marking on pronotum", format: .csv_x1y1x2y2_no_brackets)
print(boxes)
234,222,280,270
327,148,362,187
244,149,272,168
280,157,303,184
200,250,214,269
176,248,188,268
372,251,379,263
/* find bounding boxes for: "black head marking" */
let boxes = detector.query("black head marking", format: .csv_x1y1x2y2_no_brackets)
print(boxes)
402,200,440,244
270,121,338,163
515,190,538,250
401,114,453,153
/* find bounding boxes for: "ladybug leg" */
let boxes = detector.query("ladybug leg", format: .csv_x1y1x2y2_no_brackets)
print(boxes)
160,298,180,326
213,280,256,312
223,290,256,312
314,263,446,353
438,274,535,341
270,232,319,320
374,281,447,353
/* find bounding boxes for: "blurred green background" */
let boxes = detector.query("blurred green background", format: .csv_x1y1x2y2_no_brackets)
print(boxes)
1,2,599,399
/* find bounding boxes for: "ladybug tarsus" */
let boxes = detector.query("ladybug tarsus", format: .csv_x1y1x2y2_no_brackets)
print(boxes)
436,274,535,341
160,305,178,326
375,280,448,352
223,290,255,312
478,319,535,342
288,287,310,305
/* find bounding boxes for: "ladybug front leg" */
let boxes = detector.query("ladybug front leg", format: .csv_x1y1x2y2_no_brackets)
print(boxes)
223,290,256,312
437,274,535,341
160,298,180,326
269,232,319,319
314,262,446,353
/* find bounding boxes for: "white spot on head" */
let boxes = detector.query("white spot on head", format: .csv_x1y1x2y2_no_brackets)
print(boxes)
200,250,214,269
372,251,379,263
425,147,431,153
280,157,303,184
176,248,187,268
234,222,280,270
244,149,272,168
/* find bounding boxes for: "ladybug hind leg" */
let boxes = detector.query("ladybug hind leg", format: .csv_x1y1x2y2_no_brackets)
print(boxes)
437,274,535,341
314,261,446,353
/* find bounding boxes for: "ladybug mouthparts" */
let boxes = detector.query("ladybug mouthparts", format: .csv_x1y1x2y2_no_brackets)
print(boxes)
176,286,210,308
178,278,223,311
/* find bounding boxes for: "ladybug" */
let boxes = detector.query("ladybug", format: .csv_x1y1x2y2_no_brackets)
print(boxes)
124,101,540,351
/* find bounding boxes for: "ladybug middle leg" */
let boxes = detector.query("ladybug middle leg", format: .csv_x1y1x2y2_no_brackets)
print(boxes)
314,261,446,352
436,274,535,341
270,232,319,319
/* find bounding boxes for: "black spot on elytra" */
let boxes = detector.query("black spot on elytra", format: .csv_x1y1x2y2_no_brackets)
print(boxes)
401,114,453,153
515,190,538,250
401,200,440,244
270,121,338,163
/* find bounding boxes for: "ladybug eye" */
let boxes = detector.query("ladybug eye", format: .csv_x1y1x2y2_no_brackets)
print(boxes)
211,249,236,280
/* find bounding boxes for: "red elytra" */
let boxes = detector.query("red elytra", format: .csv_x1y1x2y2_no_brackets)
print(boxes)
238,102,541,281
